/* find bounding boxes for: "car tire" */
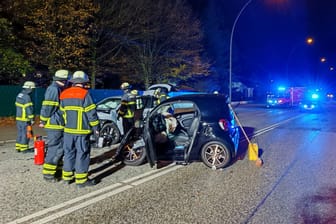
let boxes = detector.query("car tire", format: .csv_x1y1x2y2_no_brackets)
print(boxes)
122,136,147,166
100,122,121,146
200,141,232,169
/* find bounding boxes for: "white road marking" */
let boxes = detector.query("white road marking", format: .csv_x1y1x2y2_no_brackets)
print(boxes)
7,115,304,224
240,114,304,141
6,163,181,224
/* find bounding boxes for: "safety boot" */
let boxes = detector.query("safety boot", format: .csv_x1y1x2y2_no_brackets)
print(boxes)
43,174,57,183
77,179,96,189
61,179,74,185
21,148,34,153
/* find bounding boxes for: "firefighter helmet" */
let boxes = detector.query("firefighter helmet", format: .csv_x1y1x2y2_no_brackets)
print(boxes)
154,88,161,97
120,82,130,90
131,89,138,95
53,69,70,81
22,81,36,89
70,71,89,84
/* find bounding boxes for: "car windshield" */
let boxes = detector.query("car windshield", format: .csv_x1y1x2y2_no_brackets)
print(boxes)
97,98,121,110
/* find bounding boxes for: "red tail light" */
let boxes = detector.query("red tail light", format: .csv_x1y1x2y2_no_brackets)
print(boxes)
218,119,229,131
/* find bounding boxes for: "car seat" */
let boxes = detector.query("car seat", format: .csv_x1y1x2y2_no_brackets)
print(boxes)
173,116,199,162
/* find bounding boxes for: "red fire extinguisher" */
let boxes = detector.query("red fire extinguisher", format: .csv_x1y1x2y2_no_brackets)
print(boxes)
34,136,45,165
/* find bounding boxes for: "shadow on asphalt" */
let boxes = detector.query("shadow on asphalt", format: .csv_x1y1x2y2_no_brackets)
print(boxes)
90,148,117,165
89,148,126,184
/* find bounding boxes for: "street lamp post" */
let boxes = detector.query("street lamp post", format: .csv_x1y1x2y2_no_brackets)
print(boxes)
229,0,253,103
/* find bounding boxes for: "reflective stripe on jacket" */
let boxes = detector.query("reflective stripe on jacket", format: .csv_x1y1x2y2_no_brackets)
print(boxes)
119,92,136,119
15,89,34,122
157,93,169,105
60,86,99,135
40,82,64,130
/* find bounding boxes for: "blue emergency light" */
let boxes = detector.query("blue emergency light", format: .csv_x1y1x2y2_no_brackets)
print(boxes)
311,93,319,99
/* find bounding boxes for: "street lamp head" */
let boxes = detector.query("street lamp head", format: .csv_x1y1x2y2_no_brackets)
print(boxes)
306,37,314,45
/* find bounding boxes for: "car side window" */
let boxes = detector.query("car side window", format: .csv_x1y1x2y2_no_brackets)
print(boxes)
172,102,195,115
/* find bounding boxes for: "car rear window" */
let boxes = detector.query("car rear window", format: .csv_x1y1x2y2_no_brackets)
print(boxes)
198,98,231,121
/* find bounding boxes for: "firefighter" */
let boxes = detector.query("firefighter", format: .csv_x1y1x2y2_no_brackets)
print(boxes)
117,82,136,135
154,87,169,105
15,81,36,152
39,69,70,182
60,71,99,188
131,89,141,111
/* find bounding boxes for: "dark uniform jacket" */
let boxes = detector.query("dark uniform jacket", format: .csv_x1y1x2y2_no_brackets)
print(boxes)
15,89,34,122
60,86,99,135
40,81,64,130
118,91,136,119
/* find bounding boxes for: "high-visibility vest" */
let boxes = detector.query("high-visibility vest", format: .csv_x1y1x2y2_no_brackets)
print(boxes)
60,87,99,135
15,89,34,122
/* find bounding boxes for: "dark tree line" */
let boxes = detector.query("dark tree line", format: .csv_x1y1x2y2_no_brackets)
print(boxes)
0,0,211,89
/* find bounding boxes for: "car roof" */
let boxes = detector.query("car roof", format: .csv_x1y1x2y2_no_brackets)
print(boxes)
163,94,231,120
165,93,227,102
148,83,175,91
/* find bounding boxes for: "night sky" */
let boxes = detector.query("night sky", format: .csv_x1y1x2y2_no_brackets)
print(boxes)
191,0,336,91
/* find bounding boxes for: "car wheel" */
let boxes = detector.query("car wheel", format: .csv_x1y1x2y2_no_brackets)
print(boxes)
122,137,147,166
201,141,232,169
100,122,121,146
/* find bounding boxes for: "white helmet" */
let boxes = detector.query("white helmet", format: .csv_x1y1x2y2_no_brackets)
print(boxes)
53,69,70,81
70,71,89,84
22,81,36,89
120,82,130,90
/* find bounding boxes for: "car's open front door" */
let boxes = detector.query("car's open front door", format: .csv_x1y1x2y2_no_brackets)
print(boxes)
143,116,157,167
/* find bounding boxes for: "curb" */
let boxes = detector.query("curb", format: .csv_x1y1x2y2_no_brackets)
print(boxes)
0,137,46,145
0,139,16,145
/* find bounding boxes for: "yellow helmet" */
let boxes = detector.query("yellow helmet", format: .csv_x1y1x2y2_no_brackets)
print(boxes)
22,81,36,89
120,82,130,90
131,90,138,95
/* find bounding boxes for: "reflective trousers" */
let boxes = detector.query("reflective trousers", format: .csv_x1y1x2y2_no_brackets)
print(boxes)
15,121,29,152
62,133,91,184
42,130,64,177
122,117,134,135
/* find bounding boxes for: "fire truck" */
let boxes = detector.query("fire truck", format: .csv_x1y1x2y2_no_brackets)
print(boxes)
266,86,306,108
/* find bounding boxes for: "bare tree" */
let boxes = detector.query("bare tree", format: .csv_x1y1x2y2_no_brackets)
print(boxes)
96,0,210,89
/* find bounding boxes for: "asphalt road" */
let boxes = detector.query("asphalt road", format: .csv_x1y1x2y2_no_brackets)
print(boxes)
1,102,336,224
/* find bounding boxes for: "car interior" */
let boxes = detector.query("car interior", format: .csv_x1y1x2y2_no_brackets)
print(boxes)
149,102,200,161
